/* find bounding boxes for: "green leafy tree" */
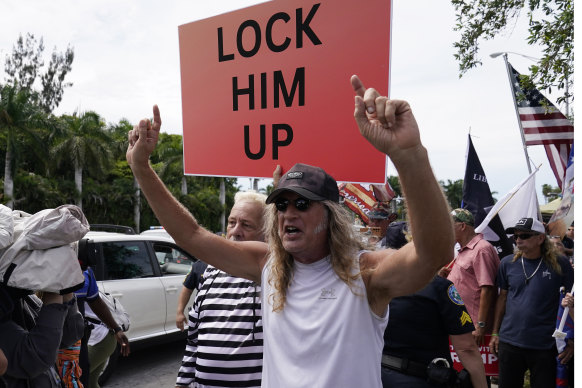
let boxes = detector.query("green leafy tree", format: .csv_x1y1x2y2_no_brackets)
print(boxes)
81,161,137,227
0,85,51,208
541,183,561,202
147,133,239,232
3,33,74,113
440,179,464,209
451,0,573,105
107,119,131,158
155,133,188,195
51,111,113,210
387,175,402,197
13,173,69,213
107,119,143,230
181,177,239,233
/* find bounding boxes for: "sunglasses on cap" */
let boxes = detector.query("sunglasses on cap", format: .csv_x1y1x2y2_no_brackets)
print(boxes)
274,197,311,212
513,233,538,241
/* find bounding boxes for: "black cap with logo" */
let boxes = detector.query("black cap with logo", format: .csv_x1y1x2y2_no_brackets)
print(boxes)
266,163,340,204
505,217,545,234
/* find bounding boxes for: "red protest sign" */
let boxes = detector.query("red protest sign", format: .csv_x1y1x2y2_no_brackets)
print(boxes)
450,335,499,376
178,0,391,183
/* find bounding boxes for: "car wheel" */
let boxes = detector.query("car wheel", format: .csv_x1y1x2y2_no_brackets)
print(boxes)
98,344,120,386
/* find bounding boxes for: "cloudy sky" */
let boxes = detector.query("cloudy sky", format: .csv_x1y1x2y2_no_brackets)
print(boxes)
0,0,572,202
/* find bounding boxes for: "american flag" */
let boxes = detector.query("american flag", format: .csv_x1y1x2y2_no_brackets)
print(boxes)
508,64,573,189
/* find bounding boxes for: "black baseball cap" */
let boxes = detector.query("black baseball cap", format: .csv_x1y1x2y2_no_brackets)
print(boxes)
266,163,340,204
505,217,545,234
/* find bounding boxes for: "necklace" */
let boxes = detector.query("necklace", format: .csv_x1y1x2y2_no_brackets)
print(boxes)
521,257,543,285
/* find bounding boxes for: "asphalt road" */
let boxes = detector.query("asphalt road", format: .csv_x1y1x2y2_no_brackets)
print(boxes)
103,339,186,388
101,339,500,388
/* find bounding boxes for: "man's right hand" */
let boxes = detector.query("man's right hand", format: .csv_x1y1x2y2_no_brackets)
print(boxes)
176,311,188,331
437,267,451,278
0,348,7,376
126,105,162,170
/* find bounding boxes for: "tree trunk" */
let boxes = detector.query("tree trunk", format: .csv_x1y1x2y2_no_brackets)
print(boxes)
134,177,141,233
181,176,187,195
74,162,83,210
4,148,13,209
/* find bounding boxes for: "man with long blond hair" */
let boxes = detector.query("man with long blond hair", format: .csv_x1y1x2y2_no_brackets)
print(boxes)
126,75,455,388
489,217,573,388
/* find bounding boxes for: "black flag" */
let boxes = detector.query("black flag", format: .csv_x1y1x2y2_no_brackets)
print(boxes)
461,135,513,259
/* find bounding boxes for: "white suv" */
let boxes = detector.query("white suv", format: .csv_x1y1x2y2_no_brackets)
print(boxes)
79,228,199,381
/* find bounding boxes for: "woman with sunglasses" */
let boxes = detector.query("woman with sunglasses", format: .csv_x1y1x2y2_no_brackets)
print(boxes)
489,217,574,388
126,75,455,388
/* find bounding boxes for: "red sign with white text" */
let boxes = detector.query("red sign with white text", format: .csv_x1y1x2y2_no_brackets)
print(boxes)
178,0,391,182
450,335,499,377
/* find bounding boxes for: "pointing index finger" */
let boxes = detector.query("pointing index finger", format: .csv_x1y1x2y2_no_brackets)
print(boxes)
152,105,162,131
351,75,366,97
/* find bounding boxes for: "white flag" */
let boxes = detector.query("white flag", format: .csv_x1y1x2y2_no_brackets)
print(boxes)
475,167,540,241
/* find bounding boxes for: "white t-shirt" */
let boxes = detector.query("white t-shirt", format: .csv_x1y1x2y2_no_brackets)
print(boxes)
261,253,388,388
85,303,109,346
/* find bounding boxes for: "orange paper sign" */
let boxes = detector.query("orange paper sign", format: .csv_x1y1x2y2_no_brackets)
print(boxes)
178,0,391,183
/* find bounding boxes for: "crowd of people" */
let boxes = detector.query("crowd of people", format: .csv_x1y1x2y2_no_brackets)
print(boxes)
0,205,130,388
127,75,574,387
0,75,575,388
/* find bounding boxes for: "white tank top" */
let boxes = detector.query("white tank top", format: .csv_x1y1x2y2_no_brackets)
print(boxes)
260,253,388,388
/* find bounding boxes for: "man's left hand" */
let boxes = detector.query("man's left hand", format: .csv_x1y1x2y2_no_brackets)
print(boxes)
114,331,131,357
351,75,421,160
558,340,574,364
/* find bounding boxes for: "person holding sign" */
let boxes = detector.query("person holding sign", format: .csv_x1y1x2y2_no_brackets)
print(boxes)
126,75,455,388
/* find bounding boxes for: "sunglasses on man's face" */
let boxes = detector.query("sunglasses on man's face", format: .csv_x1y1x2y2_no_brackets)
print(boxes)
274,197,311,212
513,233,537,241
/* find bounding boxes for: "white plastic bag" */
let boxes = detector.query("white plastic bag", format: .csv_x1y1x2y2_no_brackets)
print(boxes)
0,205,89,293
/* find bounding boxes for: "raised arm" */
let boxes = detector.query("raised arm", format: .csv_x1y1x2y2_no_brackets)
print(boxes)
351,75,454,307
126,106,268,282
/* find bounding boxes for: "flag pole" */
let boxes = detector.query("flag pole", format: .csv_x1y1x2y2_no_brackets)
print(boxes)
499,53,534,174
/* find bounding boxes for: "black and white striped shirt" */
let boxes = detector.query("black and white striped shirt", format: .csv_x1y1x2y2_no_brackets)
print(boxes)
176,265,263,387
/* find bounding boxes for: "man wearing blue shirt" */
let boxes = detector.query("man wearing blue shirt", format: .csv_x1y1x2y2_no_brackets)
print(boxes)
489,218,574,388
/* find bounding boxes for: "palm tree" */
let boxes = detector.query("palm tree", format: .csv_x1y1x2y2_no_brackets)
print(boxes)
0,84,49,209
108,119,140,230
51,111,112,210
440,179,464,209
156,133,188,195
